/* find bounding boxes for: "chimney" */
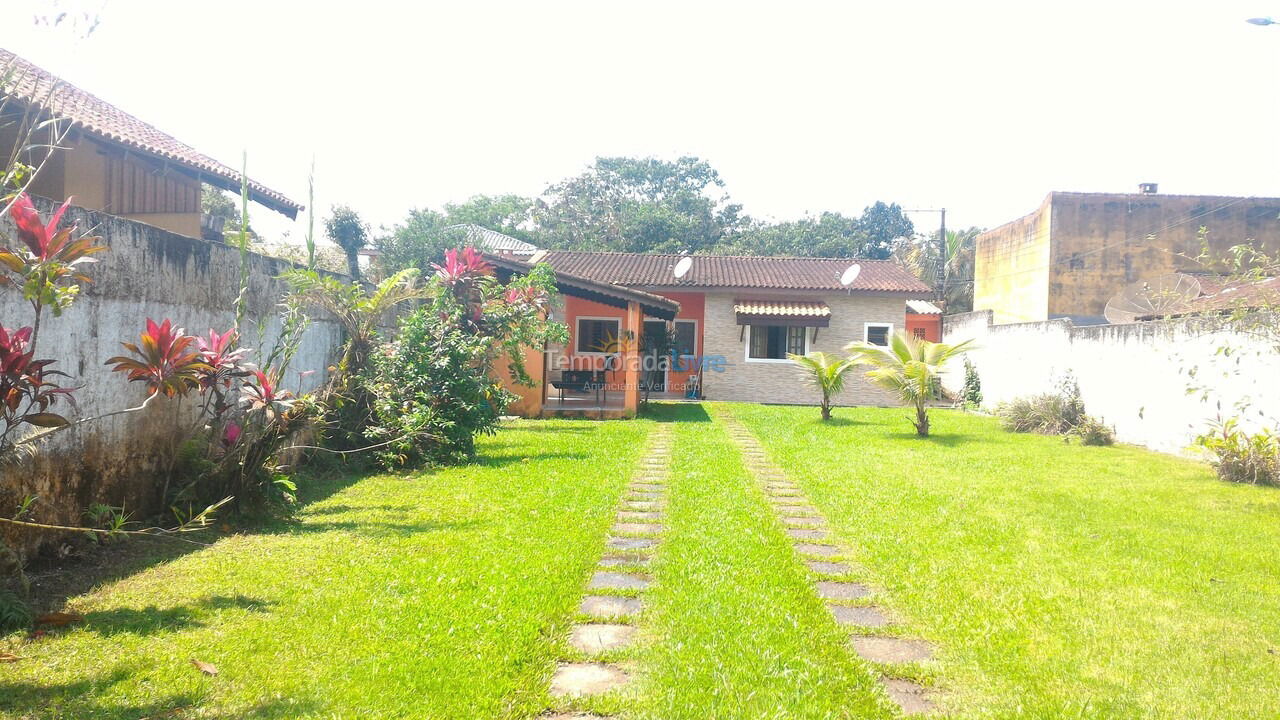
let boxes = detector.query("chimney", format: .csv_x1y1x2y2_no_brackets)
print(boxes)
1138,182,1158,195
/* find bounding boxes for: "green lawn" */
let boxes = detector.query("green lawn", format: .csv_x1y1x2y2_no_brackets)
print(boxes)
7,404,1279,719
729,403,1280,719
1,419,649,719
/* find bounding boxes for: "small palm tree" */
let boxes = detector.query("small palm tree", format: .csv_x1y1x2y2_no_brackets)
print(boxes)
788,351,858,421
846,331,973,436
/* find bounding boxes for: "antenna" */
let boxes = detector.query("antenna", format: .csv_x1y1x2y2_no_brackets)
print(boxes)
839,263,861,287
1103,273,1202,324
673,256,693,280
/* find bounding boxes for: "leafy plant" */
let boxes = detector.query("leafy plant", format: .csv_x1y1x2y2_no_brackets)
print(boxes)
1070,415,1116,446
0,194,106,323
326,204,368,279
997,374,1087,435
788,351,857,421
961,356,982,408
845,331,973,436
0,325,74,444
1193,417,1280,486
105,319,210,398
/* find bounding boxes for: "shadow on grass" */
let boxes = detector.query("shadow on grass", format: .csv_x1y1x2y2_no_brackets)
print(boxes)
640,402,711,423
475,450,591,467
884,431,978,447
0,664,318,719
279,518,483,537
77,594,274,637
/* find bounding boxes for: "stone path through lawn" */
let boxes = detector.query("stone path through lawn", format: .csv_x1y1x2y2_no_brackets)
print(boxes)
715,407,942,716
543,424,674,719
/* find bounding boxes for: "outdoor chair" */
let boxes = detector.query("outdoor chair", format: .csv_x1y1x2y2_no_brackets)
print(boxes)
551,369,608,406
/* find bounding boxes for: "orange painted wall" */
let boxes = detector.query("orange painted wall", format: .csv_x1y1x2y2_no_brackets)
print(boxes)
905,313,941,342
655,291,704,396
495,343,545,417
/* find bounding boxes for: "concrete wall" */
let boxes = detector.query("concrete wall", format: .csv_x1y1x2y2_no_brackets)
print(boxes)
700,292,905,406
976,192,1280,325
973,195,1053,324
1,201,342,557
942,310,1280,454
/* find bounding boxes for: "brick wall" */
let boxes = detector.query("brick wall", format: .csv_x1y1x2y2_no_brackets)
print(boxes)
699,292,905,406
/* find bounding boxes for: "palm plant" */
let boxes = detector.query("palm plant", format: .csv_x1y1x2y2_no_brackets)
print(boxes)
845,331,973,436
788,351,857,421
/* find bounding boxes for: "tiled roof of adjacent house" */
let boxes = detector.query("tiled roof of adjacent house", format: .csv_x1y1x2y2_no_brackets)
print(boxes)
447,224,539,256
534,251,932,294
0,48,302,218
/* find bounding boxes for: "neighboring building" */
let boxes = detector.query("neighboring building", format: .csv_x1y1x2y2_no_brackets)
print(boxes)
0,48,300,238
492,250,932,416
446,224,539,258
974,188,1280,325
905,299,942,341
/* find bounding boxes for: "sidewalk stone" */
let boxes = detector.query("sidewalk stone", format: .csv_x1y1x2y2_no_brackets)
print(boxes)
816,581,871,599
579,595,643,618
880,677,935,715
588,571,651,590
569,623,636,653
850,636,933,663
549,663,628,697
830,605,892,627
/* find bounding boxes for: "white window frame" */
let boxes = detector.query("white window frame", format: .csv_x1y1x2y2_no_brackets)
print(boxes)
864,322,894,347
672,319,699,359
744,324,808,364
576,315,622,356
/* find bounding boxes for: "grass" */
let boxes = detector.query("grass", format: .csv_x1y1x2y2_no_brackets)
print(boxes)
728,403,1280,719
0,418,649,720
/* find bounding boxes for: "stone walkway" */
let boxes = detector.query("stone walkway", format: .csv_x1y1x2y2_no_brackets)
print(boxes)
717,410,941,716
543,425,673,719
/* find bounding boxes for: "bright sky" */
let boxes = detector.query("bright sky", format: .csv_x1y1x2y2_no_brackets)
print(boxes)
3,0,1280,244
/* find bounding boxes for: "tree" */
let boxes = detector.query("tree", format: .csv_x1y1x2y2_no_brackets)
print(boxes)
855,201,915,260
894,227,981,313
201,186,252,241
325,205,368,280
788,351,858,421
443,194,537,241
846,331,973,436
372,208,469,275
534,156,745,253
719,203,914,259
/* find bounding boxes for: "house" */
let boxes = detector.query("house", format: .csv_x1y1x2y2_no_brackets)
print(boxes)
491,249,932,417
905,300,942,341
974,187,1280,325
0,48,300,238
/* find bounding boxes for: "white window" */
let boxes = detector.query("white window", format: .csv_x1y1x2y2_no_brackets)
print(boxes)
577,317,621,354
746,324,807,362
864,322,893,347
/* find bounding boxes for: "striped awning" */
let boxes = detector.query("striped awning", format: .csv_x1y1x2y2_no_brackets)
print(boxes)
734,300,831,327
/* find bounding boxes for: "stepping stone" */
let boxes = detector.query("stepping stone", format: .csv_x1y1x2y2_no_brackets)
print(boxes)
880,677,935,715
767,489,801,497
612,523,662,535
580,595,643,618
787,528,830,541
607,536,655,550
617,511,662,521
588,571,651,590
627,492,661,501
549,662,628,697
771,498,808,507
850,636,933,663
795,543,840,557
630,483,664,492
540,714,612,720
816,581,871,600
830,605,892,627
569,623,636,653
807,560,853,575
598,555,647,567
782,516,825,527
624,501,660,511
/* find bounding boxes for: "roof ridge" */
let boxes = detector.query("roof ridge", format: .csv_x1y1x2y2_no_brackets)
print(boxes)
544,249,900,263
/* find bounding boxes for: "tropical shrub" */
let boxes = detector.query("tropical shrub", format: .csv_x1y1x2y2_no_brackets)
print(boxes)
846,331,973,436
1070,415,1116,446
788,351,857,421
997,373,1113,445
365,248,565,467
1194,418,1280,486
961,356,982,408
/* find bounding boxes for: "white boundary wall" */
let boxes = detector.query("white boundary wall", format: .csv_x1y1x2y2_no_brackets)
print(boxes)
942,311,1280,454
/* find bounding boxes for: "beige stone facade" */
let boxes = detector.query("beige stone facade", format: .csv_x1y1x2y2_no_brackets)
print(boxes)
699,291,904,406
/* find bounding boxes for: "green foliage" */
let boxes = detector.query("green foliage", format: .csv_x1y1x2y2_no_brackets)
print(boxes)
846,331,973,436
0,587,32,632
787,351,857,420
997,375,1087,435
894,226,980,311
200,186,252,240
325,205,368,279
1194,418,1280,486
443,194,537,240
961,356,983,408
1071,415,1116,446
371,208,469,275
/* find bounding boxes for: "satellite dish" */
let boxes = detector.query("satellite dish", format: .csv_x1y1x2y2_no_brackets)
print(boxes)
673,256,693,279
1103,273,1202,324
840,263,861,287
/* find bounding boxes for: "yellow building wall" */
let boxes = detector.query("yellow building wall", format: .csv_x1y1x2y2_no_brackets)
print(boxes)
974,195,1053,324
1046,193,1280,319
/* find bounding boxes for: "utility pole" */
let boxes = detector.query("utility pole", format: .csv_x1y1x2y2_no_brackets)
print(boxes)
938,208,946,304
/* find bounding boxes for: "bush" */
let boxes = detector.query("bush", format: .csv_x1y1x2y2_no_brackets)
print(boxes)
1070,415,1115,446
997,392,1085,434
961,356,982,408
0,588,32,633
1194,418,1280,486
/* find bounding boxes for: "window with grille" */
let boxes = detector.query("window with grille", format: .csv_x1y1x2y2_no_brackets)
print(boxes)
748,325,806,360
865,323,892,346
576,318,621,353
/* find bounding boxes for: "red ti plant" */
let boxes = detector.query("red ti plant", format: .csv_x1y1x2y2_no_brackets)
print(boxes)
106,319,210,398
431,247,492,289
0,194,107,322
240,367,295,422
0,325,75,444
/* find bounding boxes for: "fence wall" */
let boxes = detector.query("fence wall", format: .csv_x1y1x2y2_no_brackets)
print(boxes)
1,202,342,558
942,311,1280,454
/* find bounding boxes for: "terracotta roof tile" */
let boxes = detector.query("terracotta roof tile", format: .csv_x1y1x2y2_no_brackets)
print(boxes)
1,49,302,218
538,251,932,294
733,300,831,317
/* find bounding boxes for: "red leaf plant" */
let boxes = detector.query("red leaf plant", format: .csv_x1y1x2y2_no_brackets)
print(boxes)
0,324,75,432
0,194,106,297
241,367,295,422
431,247,492,288
106,319,210,398
194,328,251,390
